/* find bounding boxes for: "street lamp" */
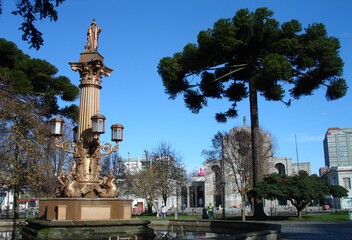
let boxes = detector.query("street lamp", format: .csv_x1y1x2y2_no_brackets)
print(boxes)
111,124,124,142
91,114,106,135
50,116,65,137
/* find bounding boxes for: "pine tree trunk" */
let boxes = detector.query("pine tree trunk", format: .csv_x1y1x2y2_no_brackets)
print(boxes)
249,78,266,217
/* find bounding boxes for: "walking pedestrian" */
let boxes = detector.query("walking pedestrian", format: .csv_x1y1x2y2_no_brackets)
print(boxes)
207,202,214,220
160,205,167,219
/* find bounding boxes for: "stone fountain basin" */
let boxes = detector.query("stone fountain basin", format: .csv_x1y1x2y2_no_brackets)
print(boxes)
149,219,281,240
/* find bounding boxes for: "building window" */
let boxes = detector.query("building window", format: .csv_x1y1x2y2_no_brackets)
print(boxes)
343,178,351,189
332,177,338,185
328,148,336,153
339,146,348,152
329,152,337,157
339,135,347,141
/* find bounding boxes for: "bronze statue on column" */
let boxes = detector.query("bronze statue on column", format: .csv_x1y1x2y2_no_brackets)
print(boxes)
85,19,102,52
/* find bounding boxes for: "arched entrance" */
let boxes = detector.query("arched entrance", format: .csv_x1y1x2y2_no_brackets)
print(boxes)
275,163,286,175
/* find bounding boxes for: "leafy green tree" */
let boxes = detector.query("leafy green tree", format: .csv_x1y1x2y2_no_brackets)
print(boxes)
1,0,66,50
0,38,79,119
330,184,349,199
253,171,348,219
0,38,78,219
157,7,347,216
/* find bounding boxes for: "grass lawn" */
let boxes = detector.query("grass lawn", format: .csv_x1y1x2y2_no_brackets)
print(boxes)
220,212,349,221
300,213,349,221
134,212,349,221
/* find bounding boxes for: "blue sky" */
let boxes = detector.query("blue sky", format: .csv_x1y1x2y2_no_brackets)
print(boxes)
1,0,351,175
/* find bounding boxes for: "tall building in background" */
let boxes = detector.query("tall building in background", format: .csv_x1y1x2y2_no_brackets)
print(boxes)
322,128,352,209
323,127,352,167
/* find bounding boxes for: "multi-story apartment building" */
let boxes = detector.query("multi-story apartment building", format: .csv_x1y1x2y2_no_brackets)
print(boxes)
323,127,352,167
322,127,352,209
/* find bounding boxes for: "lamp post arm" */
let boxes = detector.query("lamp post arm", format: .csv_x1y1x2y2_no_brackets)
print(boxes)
54,138,76,154
100,142,120,156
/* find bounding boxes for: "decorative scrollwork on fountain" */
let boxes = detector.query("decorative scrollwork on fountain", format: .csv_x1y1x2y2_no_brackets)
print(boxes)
52,136,122,198
100,141,119,156
54,138,119,158
54,138,76,154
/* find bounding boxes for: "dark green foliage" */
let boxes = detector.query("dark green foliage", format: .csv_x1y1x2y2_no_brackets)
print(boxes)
0,38,79,121
253,171,348,219
60,105,79,124
1,0,66,50
184,90,207,113
330,184,348,198
157,7,347,122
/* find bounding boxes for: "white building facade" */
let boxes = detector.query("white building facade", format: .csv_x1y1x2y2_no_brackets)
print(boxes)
320,167,352,209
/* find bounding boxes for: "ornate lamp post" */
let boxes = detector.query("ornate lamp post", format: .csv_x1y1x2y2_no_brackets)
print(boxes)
50,19,123,199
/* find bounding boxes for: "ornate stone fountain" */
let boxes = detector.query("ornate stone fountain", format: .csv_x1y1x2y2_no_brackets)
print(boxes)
21,20,154,239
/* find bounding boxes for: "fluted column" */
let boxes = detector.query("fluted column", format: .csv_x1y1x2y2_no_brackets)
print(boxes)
69,52,112,146
77,83,100,144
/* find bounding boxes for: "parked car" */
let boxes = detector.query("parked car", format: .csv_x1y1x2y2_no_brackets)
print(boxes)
323,205,330,210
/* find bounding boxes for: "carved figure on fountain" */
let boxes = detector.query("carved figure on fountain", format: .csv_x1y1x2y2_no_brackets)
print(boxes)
98,169,118,198
55,170,69,197
65,172,82,198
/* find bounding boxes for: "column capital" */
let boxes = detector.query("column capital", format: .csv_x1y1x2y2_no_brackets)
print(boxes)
69,59,113,87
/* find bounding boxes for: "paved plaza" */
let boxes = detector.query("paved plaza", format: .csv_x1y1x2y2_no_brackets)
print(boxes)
272,221,352,240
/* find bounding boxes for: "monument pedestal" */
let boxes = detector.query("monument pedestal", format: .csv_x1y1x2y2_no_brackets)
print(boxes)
39,198,132,221
21,198,155,239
